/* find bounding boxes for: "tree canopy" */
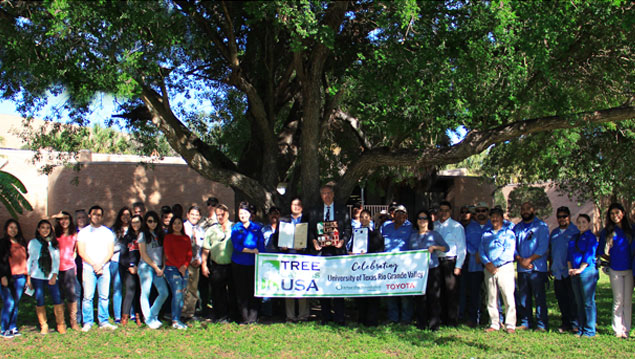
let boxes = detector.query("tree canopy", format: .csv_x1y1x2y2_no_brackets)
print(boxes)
0,0,633,210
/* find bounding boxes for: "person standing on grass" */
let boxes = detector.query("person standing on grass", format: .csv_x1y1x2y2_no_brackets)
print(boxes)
0,219,28,339
27,220,65,334
110,206,132,324
269,198,311,323
410,209,448,331
163,216,192,330
434,200,466,327
463,202,492,328
73,209,88,327
381,204,414,324
201,204,236,323
231,202,266,324
53,211,81,331
567,214,599,338
182,206,205,321
480,208,517,334
309,184,352,325
119,215,143,326
260,206,281,318
598,202,634,339
78,205,117,332
138,211,169,329
514,201,550,332
549,206,579,334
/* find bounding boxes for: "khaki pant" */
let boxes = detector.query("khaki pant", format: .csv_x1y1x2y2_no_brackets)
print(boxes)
285,298,309,321
484,262,516,330
182,264,200,318
609,269,633,336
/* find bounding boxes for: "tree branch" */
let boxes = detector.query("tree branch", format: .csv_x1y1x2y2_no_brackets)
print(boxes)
337,105,635,200
138,84,279,208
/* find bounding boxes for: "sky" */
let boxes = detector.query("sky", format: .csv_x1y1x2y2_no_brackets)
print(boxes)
0,93,119,128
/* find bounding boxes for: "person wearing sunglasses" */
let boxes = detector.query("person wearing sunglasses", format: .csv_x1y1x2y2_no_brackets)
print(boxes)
463,202,492,328
548,206,579,334
138,211,169,329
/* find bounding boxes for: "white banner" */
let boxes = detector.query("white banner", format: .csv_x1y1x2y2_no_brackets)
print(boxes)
255,250,430,298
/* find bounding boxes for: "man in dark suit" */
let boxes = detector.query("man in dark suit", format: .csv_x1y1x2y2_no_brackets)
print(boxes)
308,184,352,325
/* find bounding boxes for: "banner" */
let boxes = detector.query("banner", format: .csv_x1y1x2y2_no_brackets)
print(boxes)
255,250,429,298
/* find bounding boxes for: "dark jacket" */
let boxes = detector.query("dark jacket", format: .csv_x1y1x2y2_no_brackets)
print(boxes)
308,203,352,256
119,231,140,268
0,238,10,280
268,213,310,254
365,227,385,254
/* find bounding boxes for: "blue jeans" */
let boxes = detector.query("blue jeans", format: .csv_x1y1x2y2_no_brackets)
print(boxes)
164,266,188,322
138,262,169,323
31,278,62,306
0,274,26,331
517,271,548,329
386,296,413,323
554,276,578,330
571,268,598,336
82,263,111,326
74,275,82,323
109,261,123,321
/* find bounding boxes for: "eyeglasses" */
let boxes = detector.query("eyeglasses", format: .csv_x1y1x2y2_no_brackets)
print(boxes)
131,220,141,225
417,216,429,220
476,209,488,213
557,215,569,219
146,219,156,224
460,210,469,214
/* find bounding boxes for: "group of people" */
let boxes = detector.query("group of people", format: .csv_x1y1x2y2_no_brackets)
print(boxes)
0,185,633,340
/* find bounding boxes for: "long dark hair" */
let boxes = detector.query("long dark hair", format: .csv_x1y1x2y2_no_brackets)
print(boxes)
35,219,58,277
144,211,163,246
414,209,434,231
605,203,632,244
112,206,132,239
2,219,27,248
167,216,184,235
54,211,77,237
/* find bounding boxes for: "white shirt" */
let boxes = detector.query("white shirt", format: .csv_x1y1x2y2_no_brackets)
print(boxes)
78,225,116,267
434,217,467,269
184,220,205,262
323,203,334,221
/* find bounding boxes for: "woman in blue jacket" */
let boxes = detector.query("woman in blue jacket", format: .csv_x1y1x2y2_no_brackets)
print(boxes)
567,214,598,337
231,201,265,324
598,203,634,338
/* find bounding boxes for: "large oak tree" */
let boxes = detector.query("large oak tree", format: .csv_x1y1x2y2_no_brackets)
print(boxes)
1,1,632,210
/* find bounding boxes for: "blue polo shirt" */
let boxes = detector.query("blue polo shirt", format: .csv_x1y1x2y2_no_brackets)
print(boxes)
409,230,449,268
550,223,580,279
381,220,413,252
479,227,516,268
514,217,550,273
465,220,492,272
598,226,634,271
567,230,598,271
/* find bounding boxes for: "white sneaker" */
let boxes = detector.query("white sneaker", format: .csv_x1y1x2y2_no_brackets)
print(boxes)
147,320,162,330
99,322,118,330
172,321,187,330
81,323,93,332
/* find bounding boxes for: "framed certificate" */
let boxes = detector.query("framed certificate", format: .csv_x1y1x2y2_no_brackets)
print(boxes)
352,227,368,254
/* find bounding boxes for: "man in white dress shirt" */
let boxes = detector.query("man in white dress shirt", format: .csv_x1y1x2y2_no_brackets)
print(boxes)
434,200,467,327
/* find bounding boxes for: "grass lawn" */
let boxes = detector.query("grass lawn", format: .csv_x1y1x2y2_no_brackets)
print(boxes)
2,273,633,358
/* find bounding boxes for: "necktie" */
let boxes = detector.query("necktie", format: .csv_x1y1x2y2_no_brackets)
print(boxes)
325,206,330,221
